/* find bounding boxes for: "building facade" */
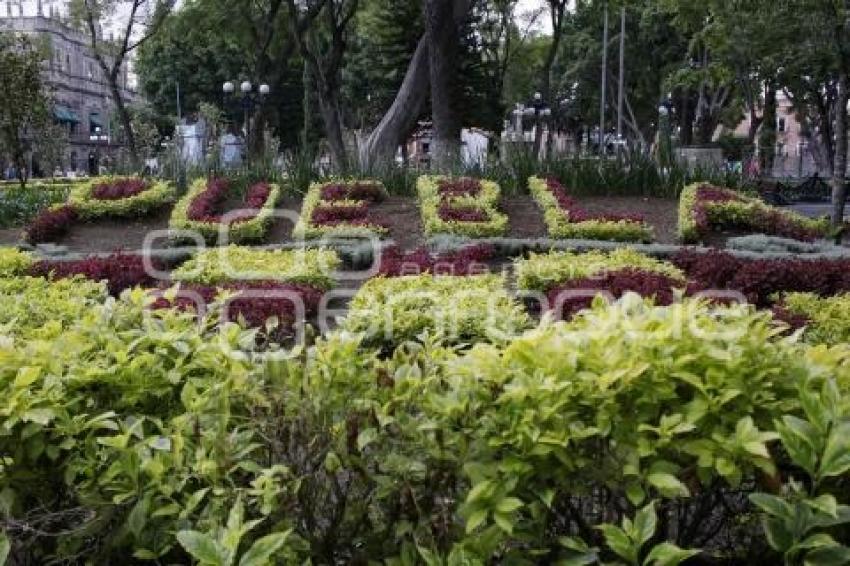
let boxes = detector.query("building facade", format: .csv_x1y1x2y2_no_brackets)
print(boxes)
1,0,139,175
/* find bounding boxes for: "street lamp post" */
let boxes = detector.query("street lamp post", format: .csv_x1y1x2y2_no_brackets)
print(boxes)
528,92,552,158
657,100,673,168
222,80,270,154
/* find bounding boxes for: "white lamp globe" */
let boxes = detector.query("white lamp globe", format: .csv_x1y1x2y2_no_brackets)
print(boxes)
240,81,252,94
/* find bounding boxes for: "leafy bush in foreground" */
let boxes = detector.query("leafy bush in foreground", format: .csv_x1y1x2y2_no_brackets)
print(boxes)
1,289,849,563
342,273,530,347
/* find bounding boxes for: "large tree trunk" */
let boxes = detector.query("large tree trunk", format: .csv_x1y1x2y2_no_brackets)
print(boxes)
360,0,471,168
831,71,848,228
317,82,348,170
426,0,463,168
360,36,430,167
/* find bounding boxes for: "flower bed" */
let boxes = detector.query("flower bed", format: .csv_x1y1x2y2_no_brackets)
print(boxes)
29,252,163,296
68,176,175,219
515,248,685,292
418,176,508,237
170,178,281,243
293,180,389,239
171,246,339,289
342,273,530,347
377,244,495,277
23,177,175,244
678,182,829,243
529,176,653,242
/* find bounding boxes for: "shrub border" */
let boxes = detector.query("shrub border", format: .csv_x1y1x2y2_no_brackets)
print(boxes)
529,176,653,242
678,182,830,243
69,177,176,220
417,175,509,237
292,180,389,239
170,178,282,244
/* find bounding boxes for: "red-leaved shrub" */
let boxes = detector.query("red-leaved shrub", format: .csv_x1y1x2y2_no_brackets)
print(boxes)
320,182,386,203
91,178,151,200
26,205,78,244
311,204,370,224
151,281,324,341
29,252,162,296
438,204,489,223
438,178,482,197
674,249,850,307
378,245,495,277
188,179,272,224
546,268,683,320
546,178,645,223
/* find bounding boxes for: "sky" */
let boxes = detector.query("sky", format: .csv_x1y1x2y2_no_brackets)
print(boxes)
516,0,553,34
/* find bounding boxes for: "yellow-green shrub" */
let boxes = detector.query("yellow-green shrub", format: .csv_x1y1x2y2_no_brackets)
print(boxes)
515,248,685,291
780,292,850,346
342,274,530,346
172,246,339,289
69,177,176,219
417,175,509,237
0,248,33,277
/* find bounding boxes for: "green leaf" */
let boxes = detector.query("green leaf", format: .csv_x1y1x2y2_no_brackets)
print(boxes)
238,531,291,566
626,483,647,507
176,530,224,565
644,542,700,566
749,493,793,520
127,496,149,538
492,511,514,535
803,545,850,566
465,508,488,534
762,517,794,553
599,524,635,564
806,495,839,518
647,473,690,498
633,502,658,547
495,497,524,514
356,428,378,452
819,423,850,479
0,531,10,566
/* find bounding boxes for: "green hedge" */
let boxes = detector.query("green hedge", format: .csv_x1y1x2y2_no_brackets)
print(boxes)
1,285,849,563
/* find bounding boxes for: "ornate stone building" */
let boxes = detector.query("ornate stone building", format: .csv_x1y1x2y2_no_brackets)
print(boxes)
1,0,139,174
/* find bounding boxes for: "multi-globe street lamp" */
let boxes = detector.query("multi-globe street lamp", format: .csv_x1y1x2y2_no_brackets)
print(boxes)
222,80,270,149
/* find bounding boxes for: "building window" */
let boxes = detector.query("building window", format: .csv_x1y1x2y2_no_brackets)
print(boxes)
778,117,787,133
